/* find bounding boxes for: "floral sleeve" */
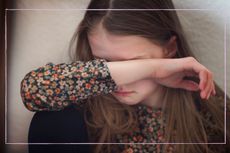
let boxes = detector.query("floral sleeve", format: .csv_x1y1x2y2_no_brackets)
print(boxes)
20,59,118,112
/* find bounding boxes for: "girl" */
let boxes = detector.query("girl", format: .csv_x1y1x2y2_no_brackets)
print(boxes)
21,0,230,153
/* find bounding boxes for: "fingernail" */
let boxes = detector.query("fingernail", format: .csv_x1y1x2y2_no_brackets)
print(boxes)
207,93,210,99
201,92,204,99
203,93,207,100
213,91,216,96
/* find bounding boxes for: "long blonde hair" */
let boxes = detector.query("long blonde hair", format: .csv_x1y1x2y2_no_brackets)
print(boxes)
68,0,230,152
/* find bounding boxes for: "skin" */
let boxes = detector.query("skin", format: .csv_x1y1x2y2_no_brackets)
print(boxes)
88,23,215,108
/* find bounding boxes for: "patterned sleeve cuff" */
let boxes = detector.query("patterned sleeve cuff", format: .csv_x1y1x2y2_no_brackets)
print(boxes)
79,59,119,97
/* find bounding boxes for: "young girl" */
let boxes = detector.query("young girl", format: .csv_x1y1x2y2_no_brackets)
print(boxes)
20,0,230,153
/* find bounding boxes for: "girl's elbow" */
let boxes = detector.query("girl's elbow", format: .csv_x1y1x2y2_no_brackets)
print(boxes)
21,95,49,112
23,101,38,112
20,75,41,112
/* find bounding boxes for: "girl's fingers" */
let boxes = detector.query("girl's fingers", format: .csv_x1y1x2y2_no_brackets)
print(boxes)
199,70,208,98
202,71,213,99
213,82,216,95
211,81,216,96
182,57,215,99
211,82,215,96
205,74,212,99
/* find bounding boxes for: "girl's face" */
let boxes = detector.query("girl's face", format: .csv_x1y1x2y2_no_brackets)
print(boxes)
88,23,166,108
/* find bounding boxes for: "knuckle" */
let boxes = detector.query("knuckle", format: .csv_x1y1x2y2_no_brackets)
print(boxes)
187,56,196,63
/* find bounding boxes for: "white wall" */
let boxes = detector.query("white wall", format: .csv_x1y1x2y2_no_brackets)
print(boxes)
6,0,230,152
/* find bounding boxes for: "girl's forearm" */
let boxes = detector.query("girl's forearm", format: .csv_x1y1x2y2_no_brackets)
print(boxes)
107,59,157,86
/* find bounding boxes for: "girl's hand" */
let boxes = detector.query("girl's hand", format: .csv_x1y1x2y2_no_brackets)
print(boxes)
152,57,215,100
107,57,215,100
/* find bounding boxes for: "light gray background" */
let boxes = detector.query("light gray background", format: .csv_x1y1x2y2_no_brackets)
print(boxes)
6,0,230,152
